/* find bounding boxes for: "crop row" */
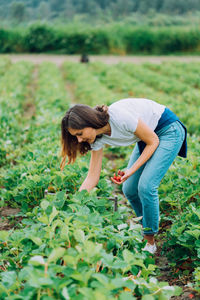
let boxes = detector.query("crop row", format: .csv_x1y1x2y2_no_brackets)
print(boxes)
0,60,34,169
61,61,119,106
0,62,69,209
142,62,200,89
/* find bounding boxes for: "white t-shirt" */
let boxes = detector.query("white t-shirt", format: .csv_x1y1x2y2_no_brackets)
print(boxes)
90,98,165,151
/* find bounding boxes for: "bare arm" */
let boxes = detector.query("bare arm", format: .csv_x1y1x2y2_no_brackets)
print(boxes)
129,118,159,174
79,148,103,192
112,119,159,184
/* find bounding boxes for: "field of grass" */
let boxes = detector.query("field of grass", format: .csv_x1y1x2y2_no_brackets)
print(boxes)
0,57,199,299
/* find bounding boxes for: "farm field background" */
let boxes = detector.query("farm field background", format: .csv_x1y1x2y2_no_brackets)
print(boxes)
0,57,200,299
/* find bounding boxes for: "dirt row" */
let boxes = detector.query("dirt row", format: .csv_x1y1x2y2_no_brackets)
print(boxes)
2,54,200,66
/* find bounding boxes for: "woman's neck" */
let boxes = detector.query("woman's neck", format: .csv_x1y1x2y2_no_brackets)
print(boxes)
96,123,111,136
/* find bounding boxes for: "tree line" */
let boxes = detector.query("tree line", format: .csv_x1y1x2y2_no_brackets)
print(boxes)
0,0,200,23
1,23,200,54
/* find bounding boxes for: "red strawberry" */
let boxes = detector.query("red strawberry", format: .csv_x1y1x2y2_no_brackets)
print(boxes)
116,176,122,182
111,170,125,183
118,170,125,176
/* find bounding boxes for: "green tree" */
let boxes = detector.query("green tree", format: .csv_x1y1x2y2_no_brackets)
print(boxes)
161,0,200,14
50,0,65,17
62,0,76,19
109,0,134,18
50,0,65,11
37,1,50,20
10,1,26,22
74,0,100,14
137,0,150,14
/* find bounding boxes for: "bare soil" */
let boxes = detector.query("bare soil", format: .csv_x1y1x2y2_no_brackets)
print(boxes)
0,207,21,230
2,54,200,66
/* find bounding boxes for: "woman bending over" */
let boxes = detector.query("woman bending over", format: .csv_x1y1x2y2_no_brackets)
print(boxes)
60,98,187,254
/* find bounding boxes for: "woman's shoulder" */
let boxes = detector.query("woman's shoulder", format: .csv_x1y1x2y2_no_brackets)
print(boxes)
108,98,143,115
109,98,152,108
109,98,164,114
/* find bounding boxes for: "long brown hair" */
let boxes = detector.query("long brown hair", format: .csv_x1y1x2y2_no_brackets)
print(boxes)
60,104,109,170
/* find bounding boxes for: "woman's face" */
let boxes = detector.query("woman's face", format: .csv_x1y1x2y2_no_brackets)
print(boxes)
68,127,96,144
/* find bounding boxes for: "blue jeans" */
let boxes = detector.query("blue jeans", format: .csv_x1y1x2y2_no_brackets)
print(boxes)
122,121,185,235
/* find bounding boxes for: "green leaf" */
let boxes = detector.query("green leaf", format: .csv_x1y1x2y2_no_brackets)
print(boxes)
74,229,85,243
83,240,102,260
41,200,50,210
101,252,114,267
93,291,108,300
53,190,66,209
29,255,45,266
29,236,42,246
92,273,109,285
120,292,137,300
53,175,62,186
191,206,200,219
142,295,154,300
1,271,17,288
51,219,64,234
170,286,182,296
112,260,127,269
122,249,135,264
62,287,70,300
0,282,8,294
38,214,49,225
186,229,200,240
0,231,10,242
63,255,79,268
60,224,69,240
117,223,128,231
71,272,85,282
56,190,66,201
88,212,103,226
47,247,65,264
49,206,58,225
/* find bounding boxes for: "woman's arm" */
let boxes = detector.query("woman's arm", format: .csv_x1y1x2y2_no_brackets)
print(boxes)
129,118,159,172
79,148,103,192
113,119,159,184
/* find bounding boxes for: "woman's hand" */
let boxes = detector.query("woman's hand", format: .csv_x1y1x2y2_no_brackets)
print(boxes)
111,169,133,185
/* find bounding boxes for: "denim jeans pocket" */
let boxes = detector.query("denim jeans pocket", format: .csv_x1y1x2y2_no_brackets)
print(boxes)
157,121,185,152
170,121,185,142
158,121,184,140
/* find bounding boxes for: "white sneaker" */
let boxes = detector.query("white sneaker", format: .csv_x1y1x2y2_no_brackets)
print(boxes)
142,243,157,254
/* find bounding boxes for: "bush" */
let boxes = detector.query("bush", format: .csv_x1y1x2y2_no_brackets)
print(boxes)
0,28,24,53
55,30,88,54
85,29,110,54
24,24,56,52
155,27,200,54
125,27,155,53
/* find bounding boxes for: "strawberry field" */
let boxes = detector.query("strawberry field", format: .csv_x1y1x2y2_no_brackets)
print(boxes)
0,57,199,300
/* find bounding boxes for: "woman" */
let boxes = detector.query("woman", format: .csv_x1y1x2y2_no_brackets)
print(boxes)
60,98,187,254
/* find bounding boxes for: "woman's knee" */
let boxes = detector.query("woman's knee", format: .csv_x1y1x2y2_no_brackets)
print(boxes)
122,181,138,199
138,180,157,199
122,182,129,197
